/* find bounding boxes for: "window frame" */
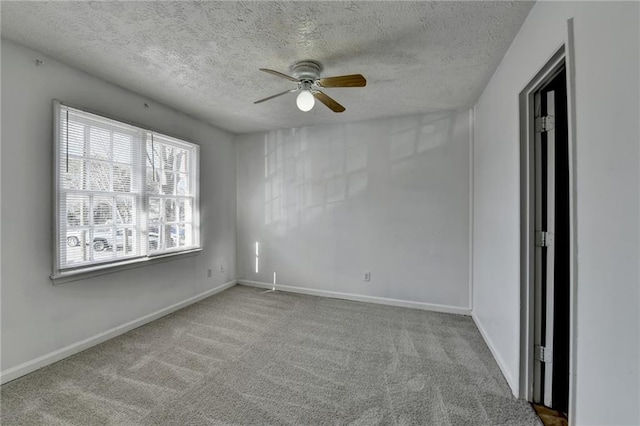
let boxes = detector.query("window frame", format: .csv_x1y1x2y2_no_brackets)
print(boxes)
52,101,201,283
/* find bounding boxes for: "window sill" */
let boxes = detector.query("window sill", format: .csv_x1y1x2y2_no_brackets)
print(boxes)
51,248,202,285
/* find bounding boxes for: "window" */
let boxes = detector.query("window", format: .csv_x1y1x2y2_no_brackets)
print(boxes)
54,102,200,278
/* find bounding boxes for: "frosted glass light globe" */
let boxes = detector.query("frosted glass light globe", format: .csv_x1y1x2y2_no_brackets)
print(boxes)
296,90,315,112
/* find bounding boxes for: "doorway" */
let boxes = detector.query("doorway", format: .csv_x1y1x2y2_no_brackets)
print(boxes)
533,66,570,413
519,46,574,423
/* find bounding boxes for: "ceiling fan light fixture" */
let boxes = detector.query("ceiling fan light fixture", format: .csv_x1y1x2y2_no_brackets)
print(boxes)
256,61,363,113
296,90,315,112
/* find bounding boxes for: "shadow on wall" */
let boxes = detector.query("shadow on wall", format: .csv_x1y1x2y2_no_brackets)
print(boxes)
262,112,455,231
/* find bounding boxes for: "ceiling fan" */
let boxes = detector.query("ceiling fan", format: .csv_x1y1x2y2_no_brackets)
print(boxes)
254,60,366,113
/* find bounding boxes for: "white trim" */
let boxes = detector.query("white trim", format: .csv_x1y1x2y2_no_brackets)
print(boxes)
53,100,62,284
565,18,578,426
472,313,518,396
51,248,202,285
519,44,566,401
468,107,475,311
0,279,237,385
238,280,471,316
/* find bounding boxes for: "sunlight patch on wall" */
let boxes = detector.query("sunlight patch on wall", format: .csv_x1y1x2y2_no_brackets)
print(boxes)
255,241,259,273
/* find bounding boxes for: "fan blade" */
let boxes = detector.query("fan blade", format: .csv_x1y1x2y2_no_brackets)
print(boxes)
318,74,366,88
259,68,298,82
254,89,296,104
313,91,345,113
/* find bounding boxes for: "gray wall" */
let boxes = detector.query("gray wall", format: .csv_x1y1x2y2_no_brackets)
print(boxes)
236,111,471,310
1,40,237,372
472,2,639,424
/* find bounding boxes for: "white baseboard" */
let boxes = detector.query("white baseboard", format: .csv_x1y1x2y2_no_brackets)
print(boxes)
0,279,237,385
238,280,471,316
471,313,518,396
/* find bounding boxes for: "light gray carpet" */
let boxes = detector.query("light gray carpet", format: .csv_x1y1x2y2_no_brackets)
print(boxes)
1,285,541,425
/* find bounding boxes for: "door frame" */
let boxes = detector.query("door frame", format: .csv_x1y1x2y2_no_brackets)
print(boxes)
518,19,578,424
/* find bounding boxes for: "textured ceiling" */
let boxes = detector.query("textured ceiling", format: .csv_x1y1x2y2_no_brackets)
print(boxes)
1,1,533,134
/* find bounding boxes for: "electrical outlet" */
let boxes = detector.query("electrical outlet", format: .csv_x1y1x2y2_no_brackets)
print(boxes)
220,264,225,274
363,271,371,282
207,269,212,278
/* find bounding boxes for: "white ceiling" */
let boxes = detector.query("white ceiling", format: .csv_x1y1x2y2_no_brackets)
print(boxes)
1,1,533,134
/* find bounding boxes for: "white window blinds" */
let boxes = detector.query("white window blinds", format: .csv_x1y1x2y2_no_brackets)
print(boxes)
54,102,200,277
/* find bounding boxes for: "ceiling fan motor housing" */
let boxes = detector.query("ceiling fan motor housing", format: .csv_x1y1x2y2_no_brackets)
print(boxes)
291,60,322,82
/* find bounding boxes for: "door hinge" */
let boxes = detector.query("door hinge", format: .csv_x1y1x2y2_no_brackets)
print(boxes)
535,345,553,363
535,231,554,247
535,115,555,133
